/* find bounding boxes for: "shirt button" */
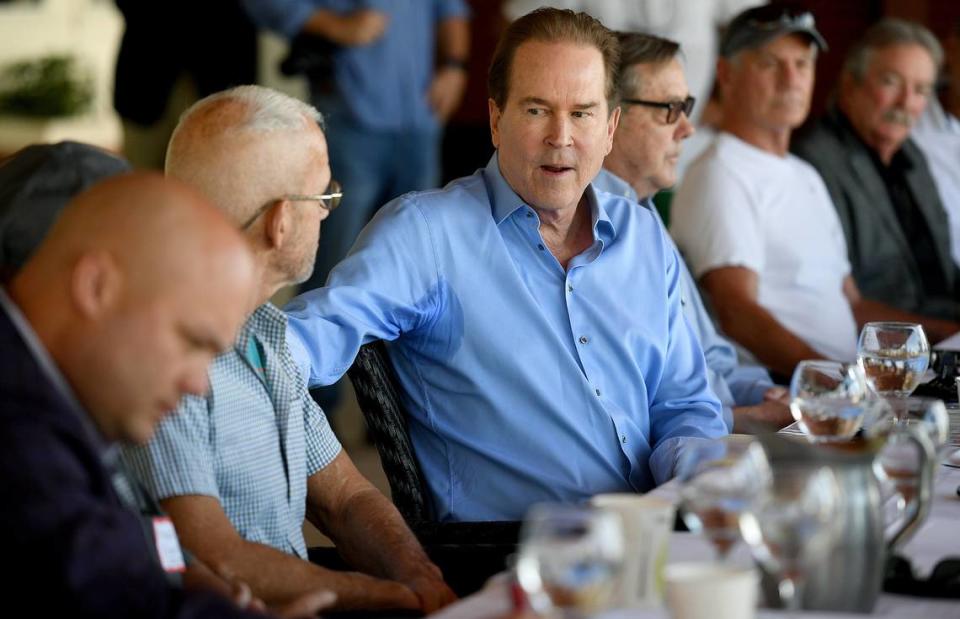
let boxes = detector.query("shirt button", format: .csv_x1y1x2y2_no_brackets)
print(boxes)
526,211,533,218
567,284,574,293
621,435,627,444
579,335,589,345
595,388,602,397
537,243,545,251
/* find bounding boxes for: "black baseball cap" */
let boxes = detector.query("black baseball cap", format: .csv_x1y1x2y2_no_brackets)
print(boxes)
720,5,828,58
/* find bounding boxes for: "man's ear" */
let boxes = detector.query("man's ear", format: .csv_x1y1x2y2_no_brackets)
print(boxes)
489,98,503,149
604,105,621,155
71,250,121,319
715,57,732,92
262,200,289,250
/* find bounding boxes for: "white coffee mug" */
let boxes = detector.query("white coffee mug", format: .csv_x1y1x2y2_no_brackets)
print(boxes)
590,493,675,608
664,562,758,619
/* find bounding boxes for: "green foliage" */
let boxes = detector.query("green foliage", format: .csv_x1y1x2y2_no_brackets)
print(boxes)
0,55,94,117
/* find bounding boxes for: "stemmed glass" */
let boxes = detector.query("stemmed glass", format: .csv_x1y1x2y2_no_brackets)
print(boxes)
739,466,842,611
789,361,871,442
677,436,772,560
515,504,624,618
857,322,930,399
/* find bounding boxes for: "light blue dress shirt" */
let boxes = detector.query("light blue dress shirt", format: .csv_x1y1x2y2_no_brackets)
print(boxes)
593,169,774,430
241,0,469,131
286,155,727,521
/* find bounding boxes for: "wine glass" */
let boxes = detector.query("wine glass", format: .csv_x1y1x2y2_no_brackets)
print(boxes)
739,466,842,611
857,322,930,399
515,504,624,618
789,361,871,442
677,436,772,560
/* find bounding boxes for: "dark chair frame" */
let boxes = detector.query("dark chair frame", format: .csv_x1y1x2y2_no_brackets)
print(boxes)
343,341,520,548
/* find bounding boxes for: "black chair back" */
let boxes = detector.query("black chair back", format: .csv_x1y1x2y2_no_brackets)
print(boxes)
345,341,434,524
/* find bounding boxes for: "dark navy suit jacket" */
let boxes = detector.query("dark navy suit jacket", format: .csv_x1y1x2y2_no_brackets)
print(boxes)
0,303,261,618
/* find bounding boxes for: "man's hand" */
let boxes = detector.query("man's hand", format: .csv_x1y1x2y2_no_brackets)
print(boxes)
305,9,387,47
401,565,458,613
762,386,789,405
339,10,388,46
733,397,794,433
427,66,467,123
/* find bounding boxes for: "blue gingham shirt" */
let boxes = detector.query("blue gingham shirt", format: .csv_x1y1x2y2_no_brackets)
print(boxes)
285,153,727,522
123,303,341,558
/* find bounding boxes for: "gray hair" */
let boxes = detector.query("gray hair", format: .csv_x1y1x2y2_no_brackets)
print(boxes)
843,18,943,82
615,32,681,100
166,85,323,171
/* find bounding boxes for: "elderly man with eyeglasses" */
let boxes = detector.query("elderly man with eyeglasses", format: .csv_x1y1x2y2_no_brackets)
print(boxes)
122,85,456,615
594,32,790,433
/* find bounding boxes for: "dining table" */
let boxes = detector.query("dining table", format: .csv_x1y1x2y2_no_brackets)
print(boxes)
430,450,960,619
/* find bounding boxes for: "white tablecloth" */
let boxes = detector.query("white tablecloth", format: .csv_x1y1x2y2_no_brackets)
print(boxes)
431,465,960,619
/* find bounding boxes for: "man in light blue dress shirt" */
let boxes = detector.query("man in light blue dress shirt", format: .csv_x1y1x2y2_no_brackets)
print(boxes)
598,31,791,433
285,8,728,522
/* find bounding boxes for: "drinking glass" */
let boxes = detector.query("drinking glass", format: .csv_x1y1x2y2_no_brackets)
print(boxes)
677,436,772,560
857,322,930,398
515,504,624,618
868,397,947,538
739,466,842,611
789,361,871,442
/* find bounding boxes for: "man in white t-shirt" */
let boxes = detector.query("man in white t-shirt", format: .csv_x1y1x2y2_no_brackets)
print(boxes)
671,6,942,378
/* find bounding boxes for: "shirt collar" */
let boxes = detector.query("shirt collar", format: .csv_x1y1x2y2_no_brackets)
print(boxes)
234,302,287,354
483,152,617,242
0,287,114,459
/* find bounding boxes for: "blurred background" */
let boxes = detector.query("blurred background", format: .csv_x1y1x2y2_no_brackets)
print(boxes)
0,0,959,173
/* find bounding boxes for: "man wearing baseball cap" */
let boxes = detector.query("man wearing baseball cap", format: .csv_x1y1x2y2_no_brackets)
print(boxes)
670,6,950,379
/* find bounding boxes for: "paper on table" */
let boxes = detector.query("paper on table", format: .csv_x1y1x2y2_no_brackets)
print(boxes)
935,330,960,350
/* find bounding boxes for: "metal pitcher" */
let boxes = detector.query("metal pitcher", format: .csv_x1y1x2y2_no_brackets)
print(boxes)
755,426,935,613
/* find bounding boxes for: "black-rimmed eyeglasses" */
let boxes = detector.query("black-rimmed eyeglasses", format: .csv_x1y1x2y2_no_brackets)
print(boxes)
240,180,343,230
621,95,696,124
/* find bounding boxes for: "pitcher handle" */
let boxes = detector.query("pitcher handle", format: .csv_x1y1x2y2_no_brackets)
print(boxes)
884,424,935,549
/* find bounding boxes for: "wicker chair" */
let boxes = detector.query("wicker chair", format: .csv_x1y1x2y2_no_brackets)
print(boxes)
341,341,519,594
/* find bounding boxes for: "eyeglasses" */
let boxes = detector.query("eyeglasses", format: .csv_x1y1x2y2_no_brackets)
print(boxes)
621,95,696,124
240,180,343,230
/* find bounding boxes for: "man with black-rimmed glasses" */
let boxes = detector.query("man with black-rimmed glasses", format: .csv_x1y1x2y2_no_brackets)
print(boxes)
596,32,791,432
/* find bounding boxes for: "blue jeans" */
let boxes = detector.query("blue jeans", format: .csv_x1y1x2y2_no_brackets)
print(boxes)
302,95,441,292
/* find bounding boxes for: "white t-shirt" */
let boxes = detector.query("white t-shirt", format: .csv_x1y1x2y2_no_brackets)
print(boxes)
670,132,858,363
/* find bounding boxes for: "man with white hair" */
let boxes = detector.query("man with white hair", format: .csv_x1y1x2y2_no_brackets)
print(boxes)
793,19,960,325
124,85,455,613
